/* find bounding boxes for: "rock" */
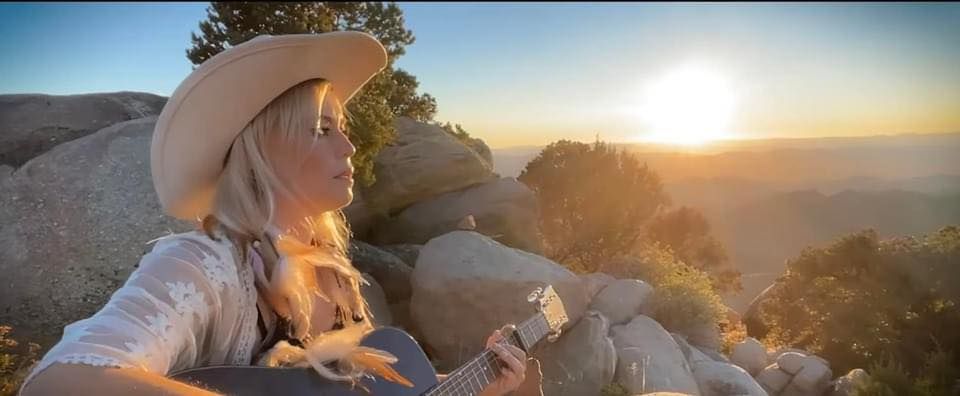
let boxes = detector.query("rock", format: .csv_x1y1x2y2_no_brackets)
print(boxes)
691,361,767,396
463,135,493,167
769,347,811,363
611,315,700,395
639,394,696,396
456,214,477,230
682,322,723,351
640,394,696,396
410,231,588,371
343,189,384,241
588,279,654,325
347,240,413,302
671,333,714,365
830,368,870,396
363,116,495,215
0,117,195,347
782,356,832,396
756,364,792,395
0,164,12,186
695,347,731,363
370,177,543,254
731,337,768,376
534,310,616,396
378,244,422,268
580,272,616,301
360,274,392,327
776,352,808,375
0,92,166,167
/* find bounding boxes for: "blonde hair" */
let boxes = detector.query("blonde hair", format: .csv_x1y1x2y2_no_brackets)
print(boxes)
200,78,371,342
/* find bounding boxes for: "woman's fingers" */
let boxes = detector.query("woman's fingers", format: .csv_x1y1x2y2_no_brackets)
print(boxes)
492,343,525,379
485,329,502,348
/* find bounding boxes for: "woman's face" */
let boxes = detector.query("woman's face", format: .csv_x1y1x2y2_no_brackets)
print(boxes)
266,90,356,215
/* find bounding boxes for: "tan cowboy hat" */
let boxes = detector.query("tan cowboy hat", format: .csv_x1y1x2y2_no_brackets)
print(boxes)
151,31,388,221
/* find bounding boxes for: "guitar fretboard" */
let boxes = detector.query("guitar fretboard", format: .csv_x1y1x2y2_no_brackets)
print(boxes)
424,313,551,396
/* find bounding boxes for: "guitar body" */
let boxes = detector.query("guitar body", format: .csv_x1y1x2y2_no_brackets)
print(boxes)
169,326,439,395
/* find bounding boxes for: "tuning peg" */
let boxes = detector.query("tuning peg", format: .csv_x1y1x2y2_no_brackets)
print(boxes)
526,286,544,303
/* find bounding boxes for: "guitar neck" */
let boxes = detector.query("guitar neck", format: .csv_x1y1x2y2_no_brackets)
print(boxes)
424,312,551,396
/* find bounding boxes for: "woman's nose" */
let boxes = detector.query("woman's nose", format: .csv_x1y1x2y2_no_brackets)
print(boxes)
340,129,356,158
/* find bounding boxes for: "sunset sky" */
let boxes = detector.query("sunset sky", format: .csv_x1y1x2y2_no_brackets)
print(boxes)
1,2,958,148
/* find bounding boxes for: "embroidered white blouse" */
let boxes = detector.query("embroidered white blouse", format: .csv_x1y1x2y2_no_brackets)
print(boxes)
21,228,285,390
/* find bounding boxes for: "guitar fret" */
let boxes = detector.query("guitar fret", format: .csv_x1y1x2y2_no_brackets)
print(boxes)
427,312,551,396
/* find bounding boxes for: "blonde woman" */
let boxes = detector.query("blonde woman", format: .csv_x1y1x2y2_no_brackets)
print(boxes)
20,32,534,395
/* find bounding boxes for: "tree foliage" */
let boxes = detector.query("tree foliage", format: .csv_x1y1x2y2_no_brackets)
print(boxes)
643,206,742,293
518,139,670,272
518,139,741,293
759,226,960,388
185,2,437,188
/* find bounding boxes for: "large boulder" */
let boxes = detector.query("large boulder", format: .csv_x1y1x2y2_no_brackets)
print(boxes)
781,355,832,396
342,188,384,241
359,273,392,327
671,333,715,365
347,239,413,303
611,315,701,395
580,272,616,301
362,116,495,215
829,368,870,396
0,116,194,347
533,310,616,396
757,364,793,395
0,92,166,167
730,337,769,376
370,177,543,254
410,230,588,371
588,279,654,325
691,361,767,396
378,243,422,268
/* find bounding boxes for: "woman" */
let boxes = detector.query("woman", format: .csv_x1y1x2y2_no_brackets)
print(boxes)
20,31,535,395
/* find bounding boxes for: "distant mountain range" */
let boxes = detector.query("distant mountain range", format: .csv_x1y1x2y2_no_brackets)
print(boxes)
492,132,960,311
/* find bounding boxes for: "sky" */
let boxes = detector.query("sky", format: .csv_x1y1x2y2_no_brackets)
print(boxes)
1,2,959,148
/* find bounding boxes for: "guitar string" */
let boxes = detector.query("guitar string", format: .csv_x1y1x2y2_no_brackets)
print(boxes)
442,312,551,395
431,313,546,395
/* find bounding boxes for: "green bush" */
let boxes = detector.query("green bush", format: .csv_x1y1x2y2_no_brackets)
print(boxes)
1,325,40,396
602,242,727,342
854,348,959,396
600,382,630,396
759,226,960,393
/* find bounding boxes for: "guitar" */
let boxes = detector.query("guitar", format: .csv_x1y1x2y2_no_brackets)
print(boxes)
169,285,569,395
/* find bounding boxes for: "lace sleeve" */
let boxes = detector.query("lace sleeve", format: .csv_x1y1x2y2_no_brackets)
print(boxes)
20,233,241,389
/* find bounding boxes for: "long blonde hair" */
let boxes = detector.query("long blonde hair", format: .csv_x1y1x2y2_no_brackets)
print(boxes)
200,78,371,342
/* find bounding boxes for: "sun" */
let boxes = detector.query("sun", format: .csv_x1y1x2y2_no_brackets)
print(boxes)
635,64,737,146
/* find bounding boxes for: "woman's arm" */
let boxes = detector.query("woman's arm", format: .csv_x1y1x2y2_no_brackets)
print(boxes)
21,363,222,396
19,235,235,394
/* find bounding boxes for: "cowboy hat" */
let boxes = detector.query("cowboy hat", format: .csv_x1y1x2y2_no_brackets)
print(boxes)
151,31,388,220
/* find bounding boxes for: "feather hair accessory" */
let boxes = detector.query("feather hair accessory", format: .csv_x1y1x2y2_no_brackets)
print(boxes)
253,215,410,388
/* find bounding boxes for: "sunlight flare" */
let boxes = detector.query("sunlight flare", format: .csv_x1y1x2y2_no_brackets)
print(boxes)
635,64,738,146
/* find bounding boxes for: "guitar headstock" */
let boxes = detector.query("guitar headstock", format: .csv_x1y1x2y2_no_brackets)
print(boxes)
527,285,569,342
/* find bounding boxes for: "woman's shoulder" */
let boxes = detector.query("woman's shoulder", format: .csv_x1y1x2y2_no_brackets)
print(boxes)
141,229,244,289
147,228,236,256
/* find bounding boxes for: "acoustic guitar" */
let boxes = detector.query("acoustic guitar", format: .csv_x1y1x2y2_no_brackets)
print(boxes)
169,285,570,395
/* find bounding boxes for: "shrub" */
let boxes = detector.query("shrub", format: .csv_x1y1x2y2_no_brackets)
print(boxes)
601,242,728,343
0,325,41,396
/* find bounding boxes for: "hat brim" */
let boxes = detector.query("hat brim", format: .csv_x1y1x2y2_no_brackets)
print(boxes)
151,31,388,220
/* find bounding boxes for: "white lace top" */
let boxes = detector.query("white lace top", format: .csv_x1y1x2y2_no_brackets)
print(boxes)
21,228,280,390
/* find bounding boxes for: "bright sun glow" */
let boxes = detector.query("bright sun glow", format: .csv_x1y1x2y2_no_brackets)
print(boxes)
635,64,737,146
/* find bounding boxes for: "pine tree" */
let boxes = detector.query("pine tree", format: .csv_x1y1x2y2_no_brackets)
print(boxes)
186,2,438,189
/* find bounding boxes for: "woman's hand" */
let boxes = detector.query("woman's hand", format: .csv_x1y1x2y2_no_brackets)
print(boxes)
478,324,527,396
